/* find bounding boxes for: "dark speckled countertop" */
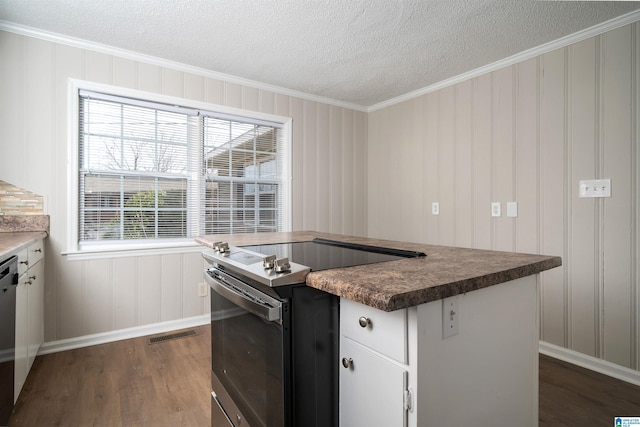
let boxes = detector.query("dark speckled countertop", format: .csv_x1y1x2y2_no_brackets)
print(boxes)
196,231,562,311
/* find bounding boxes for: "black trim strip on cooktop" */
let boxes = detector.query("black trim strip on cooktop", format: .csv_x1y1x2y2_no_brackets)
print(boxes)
311,238,426,258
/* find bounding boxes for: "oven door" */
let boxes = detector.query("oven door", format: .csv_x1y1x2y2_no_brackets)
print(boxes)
205,268,290,427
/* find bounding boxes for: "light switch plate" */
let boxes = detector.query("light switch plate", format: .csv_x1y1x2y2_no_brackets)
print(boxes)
579,179,611,198
507,202,518,218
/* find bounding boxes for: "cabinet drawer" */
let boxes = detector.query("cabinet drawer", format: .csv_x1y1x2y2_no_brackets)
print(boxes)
341,298,407,363
28,240,44,265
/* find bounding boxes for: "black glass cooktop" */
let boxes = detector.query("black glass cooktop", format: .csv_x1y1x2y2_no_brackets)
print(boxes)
239,238,425,271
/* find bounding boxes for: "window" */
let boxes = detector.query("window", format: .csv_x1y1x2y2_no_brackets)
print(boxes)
71,82,291,252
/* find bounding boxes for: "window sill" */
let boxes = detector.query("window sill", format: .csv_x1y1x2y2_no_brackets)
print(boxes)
62,240,204,261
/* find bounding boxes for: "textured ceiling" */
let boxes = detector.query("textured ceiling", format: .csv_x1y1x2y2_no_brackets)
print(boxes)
1,0,639,108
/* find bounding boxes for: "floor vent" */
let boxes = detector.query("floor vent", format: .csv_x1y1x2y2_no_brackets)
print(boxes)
148,329,198,345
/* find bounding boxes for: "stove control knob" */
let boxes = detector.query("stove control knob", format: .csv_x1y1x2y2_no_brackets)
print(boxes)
274,257,291,273
214,242,229,253
263,255,277,269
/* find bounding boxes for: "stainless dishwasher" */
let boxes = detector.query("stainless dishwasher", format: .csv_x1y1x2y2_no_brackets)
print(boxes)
0,255,18,425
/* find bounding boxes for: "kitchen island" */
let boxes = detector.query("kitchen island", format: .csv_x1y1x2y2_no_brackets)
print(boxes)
196,231,560,310
196,231,561,426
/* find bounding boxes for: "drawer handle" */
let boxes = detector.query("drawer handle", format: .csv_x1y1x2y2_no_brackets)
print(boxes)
341,357,353,369
20,260,29,266
29,275,36,281
34,248,42,253
358,316,371,328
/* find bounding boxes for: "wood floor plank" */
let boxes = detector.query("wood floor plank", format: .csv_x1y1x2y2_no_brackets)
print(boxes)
8,326,640,426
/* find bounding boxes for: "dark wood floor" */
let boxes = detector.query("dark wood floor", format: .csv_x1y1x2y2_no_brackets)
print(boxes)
9,325,211,427
8,325,640,426
539,354,640,426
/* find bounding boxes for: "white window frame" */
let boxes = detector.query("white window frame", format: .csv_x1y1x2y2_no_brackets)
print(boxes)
65,79,292,259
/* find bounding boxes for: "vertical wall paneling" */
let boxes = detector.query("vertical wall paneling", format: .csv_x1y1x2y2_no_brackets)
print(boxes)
410,97,425,243
160,254,183,322
138,62,162,93
182,253,205,317
223,82,242,108
472,74,493,250
113,57,137,89
290,97,304,230
24,38,54,196
113,257,138,331
539,48,567,347
354,110,367,237
0,32,24,183
636,22,640,371
258,89,276,115
454,81,473,248
184,73,205,102
493,67,515,252
204,78,224,105
56,259,83,340
367,21,640,373
601,26,634,368
162,68,183,97
341,108,355,234
84,259,112,335
316,104,331,232
515,58,539,255
274,93,290,117
330,106,343,233
423,92,439,244
137,255,161,326
302,100,318,230
84,50,112,84
568,37,599,357
438,87,456,246
242,86,259,111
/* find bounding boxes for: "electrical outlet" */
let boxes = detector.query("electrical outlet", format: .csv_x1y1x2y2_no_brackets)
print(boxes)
198,282,208,297
432,202,440,215
491,202,501,217
442,295,460,339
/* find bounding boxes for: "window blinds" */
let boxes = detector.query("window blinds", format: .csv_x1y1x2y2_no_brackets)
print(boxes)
77,90,286,245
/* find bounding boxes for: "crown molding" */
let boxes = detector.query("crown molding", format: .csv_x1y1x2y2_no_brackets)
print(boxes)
368,8,640,112
0,20,369,113
2,8,639,114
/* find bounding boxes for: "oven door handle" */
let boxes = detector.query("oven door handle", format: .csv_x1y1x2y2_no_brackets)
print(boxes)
204,271,282,322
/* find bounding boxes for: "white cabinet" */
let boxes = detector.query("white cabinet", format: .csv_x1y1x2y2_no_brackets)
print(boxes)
340,337,408,427
340,276,540,427
14,239,44,403
339,299,411,427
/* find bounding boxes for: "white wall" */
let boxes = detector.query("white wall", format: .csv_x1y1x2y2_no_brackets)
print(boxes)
368,22,640,372
0,30,368,342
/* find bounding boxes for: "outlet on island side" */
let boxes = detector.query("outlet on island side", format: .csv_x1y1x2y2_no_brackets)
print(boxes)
442,295,460,339
198,282,208,297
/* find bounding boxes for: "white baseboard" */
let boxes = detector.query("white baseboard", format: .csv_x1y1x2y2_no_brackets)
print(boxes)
539,341,640,387
38,314,210,355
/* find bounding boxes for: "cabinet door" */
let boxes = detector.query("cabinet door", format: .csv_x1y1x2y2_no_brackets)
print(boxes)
339,337,407,427
27,259,44,370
